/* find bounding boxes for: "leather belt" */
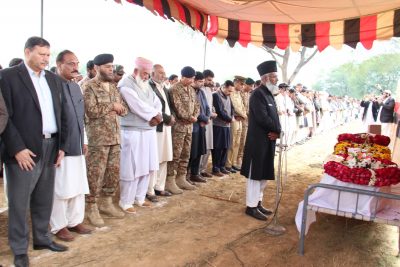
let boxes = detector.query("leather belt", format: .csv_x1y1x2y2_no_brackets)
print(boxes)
43,133,57,139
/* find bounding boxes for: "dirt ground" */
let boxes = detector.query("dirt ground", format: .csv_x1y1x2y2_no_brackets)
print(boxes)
1,121,400,267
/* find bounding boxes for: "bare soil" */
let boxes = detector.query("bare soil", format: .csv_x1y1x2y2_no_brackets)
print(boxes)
1,122,399,267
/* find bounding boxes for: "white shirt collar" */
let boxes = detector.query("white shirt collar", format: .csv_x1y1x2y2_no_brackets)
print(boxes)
24,61,45,78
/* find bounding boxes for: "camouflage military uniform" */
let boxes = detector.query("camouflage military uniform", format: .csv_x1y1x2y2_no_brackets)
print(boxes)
83,77,128,203
167,82,200,179
226,90,247,169
238,91,250,166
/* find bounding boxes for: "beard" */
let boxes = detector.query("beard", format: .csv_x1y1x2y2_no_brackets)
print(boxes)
135,75,150,91
266,81,280,96
99,70,114,82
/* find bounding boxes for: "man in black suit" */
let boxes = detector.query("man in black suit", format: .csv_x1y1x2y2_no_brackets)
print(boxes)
0,36,68,267
240,60,281,221
378,90,396,137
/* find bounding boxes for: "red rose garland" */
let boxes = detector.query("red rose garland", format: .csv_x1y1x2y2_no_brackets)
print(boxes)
337,133,390,146
324,133,400,187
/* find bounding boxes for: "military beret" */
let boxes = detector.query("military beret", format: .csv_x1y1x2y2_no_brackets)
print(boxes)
245,78,255,85
234,75,246,81
114,64,125,75
181,66,196,78
93,53,114,66
195,71,204,81
257,60,277,76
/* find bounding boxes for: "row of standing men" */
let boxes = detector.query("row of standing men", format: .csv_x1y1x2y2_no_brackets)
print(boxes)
0,36,282,267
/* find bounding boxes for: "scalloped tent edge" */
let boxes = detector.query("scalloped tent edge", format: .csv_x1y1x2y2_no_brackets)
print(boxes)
114,0,400,51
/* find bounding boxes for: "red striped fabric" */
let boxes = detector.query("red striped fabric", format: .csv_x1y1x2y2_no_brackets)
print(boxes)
315,22,330,51
194,9,201,30
208,15,219,40
173,0,186,23
117,1,399,51
238,21,251,47
360,15,377,49
153,0,165,18
275,24,289,49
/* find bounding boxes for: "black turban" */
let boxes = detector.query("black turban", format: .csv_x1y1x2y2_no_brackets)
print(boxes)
93,53,114,66
257,60,277,76
181,66,196,78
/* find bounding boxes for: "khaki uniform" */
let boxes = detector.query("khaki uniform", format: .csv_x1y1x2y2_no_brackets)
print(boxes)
226,90,247,168
167,82,200,179
83,77,128,203
238,91,250,165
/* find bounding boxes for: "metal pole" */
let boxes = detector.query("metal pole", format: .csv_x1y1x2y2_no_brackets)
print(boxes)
202,34,208,71
264,131,287,236
40,0,44,37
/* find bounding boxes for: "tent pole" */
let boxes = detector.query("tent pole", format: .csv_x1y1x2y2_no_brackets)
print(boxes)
203,34,208,71
40,0,44,37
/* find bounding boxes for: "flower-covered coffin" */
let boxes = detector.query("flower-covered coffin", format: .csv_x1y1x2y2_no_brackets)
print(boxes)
324,133,400,187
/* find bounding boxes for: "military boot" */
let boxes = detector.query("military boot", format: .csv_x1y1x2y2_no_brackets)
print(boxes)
165,175,183,195
98,197,125,218
176,175,196,190
86,202,105,227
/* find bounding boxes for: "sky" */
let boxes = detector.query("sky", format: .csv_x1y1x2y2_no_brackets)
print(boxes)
0,0,398,88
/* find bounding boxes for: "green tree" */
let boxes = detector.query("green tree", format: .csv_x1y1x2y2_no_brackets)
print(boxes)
313,53,400,98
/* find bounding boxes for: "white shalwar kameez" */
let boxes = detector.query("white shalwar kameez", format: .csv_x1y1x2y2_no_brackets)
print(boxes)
275,93,288,145
148,82,173,195
364,102,378,132
119,84,161,207
246,163,268,207
50,132,89,233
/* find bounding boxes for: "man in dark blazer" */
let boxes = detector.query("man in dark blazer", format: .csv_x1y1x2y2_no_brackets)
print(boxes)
0,37,68,267
379,90,395,123
240,60,281,221
148,64,176,197
50,50,92,242
379,90,396,137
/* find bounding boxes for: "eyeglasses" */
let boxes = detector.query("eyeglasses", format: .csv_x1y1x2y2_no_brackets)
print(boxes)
65,61,79,67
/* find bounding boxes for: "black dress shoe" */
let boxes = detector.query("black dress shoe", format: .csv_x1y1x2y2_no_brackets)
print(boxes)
232,166,241,171
200,172,213,178
225,167,236,173
245,207,267,221
190,174,207,183
154,189,173,197
14,254,29,267
212,171,224,177
220,168,230,174
146,194,159,202
33,241,68,252
258,201,273,215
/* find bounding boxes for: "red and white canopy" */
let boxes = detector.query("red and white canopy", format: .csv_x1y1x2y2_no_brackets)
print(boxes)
116,0,400,51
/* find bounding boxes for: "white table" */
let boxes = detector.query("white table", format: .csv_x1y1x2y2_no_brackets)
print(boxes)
295,173,395,234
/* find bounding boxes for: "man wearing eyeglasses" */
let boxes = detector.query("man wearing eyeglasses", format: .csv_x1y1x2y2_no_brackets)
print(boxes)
51,50,92,242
